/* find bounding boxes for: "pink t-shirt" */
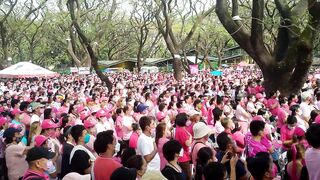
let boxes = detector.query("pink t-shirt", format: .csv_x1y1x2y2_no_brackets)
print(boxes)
207,106,215,125
115,116,123,139
280,125,295,148
191,141,207,165
157,137,169,170
5,144,28,180
129,132,139,149
246,134,271,157
174,126,191,163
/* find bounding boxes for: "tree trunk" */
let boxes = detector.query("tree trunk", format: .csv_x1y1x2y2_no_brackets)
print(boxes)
137,46,142,72
173,56,184,80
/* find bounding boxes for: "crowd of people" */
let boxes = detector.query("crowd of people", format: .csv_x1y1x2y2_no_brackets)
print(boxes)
0,69,320,180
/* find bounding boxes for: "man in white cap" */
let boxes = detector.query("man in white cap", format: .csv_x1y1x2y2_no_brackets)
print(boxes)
190,122,216,166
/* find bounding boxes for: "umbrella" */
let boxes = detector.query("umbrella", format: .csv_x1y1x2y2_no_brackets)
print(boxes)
210,70,223,76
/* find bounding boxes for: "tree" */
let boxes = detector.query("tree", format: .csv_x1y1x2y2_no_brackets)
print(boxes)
216,0,320,95
67,0,113,90
154,0,215,80
130,0,161,71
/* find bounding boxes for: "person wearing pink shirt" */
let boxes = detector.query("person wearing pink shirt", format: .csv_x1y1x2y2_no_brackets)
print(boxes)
206,98,216,125
114,108,124,139
128,123,140,149
174,113,192,180
246,120,273,158
191,122,215,167
280,115,297,149
155,123,169,170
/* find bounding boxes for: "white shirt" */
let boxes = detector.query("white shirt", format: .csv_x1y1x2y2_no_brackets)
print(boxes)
122,115,134,141
137,133,160,171
300,102,313,120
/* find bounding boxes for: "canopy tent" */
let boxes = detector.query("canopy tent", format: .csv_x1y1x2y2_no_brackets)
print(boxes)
0,62,59,78
210,70,223,76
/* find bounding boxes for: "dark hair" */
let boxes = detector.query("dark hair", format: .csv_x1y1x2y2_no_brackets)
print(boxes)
195,147,213,180
121,148,136,167
175,113,188,127
213,108,223,125
309,110,320,125
155,123,166,146
163,140,182,161
290,105,300,116
132,123,139,132
193,99,201,108
94,130,114,154
127,155,144,170
257,108,267,116
70,125,86,144
306,124,320,148
43,108,52,119
287,115,297,125
217,132,232,151
203,162,226,180
158,103,166,112
247,152,272,180
139,116,153,131
70,150,91,175
123,105,130,114
250,120,265,136
19,101,30,111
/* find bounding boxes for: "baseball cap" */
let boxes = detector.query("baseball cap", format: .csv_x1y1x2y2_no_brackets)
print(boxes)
95,109,107,118
137,104,148,113
255,93,264,99
193,122,211,139
25,146,55,162
41,119,58,129
84,118,97,129
30,102,45,111
34,135,48,147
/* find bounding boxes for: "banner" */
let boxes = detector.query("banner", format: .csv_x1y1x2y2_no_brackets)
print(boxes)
189,65,199,74
70,67,78,73
78,67,90,75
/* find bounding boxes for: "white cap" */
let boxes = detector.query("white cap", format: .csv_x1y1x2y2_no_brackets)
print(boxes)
193,122,211,139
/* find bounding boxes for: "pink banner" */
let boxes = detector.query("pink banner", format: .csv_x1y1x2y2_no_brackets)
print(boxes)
189,65,199,74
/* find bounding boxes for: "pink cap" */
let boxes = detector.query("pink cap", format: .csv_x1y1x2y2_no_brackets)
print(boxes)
80,111,91,121
95,109,107,118
156,112,166,121
41,119,58,129
0,117,7,127
255,93,263,99
293,127,305,137
34,135,48,147
84,118,97,128
11,108,21,115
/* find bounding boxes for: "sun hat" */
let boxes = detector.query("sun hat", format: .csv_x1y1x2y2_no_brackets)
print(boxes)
193,122,211,139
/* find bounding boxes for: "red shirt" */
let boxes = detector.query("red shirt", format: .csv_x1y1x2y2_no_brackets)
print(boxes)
174,126,191,163
93,156,121,180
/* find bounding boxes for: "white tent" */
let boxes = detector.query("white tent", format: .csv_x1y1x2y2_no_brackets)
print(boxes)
0,62,59,78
